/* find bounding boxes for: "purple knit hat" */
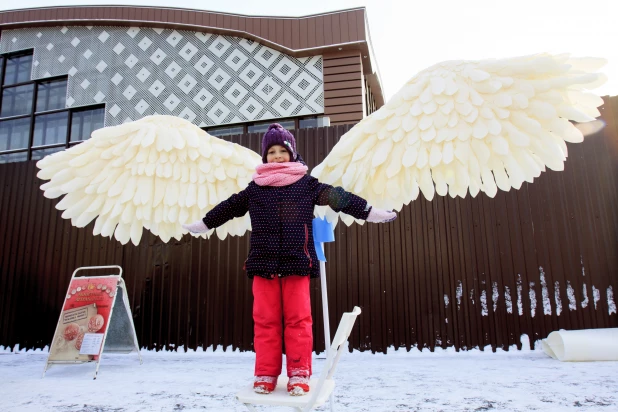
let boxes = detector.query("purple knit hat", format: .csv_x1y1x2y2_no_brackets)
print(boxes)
261,123,297,163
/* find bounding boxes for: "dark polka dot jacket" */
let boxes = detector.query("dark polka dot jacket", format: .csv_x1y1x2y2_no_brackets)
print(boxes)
202,175,371,279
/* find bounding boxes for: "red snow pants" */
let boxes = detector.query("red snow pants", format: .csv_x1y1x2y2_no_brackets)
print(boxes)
252,275,313,377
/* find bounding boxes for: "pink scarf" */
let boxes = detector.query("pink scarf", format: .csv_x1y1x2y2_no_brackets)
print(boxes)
253,162,308,186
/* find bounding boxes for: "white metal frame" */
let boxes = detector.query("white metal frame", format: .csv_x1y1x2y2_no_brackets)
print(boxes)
42,265,142,379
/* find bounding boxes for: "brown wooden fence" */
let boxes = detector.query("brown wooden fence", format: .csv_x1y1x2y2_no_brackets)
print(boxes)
1,99,618,354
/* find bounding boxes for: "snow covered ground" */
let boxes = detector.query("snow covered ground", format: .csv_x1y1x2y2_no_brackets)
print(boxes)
1,345,617,412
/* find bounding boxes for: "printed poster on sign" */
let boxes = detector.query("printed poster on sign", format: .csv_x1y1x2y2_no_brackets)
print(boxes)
48,277,117,362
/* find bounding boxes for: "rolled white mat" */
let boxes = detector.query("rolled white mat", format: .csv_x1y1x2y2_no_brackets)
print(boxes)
542,328,618,361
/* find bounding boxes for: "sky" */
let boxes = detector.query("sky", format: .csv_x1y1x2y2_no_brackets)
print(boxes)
1,0,616,100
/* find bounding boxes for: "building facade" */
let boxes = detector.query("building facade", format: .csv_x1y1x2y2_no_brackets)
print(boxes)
0,5,384,163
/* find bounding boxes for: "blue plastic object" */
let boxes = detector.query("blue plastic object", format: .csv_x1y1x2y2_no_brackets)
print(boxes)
313,217,335,243
313,217,335,262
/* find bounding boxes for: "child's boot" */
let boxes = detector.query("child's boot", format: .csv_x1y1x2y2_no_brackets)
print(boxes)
253,376,277,394
287,376,310,396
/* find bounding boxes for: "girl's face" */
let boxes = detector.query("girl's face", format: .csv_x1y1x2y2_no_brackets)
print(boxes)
266,145,291,163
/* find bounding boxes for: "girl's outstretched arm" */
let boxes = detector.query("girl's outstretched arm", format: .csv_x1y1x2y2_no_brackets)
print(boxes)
309,177,396,223
182,186,251,233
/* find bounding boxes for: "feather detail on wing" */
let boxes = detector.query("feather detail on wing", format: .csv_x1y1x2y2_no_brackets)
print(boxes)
312,53,606,215
37,115,261,245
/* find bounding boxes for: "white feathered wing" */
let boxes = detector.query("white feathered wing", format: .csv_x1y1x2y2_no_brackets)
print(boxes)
36,115,261,245
312,53,607,214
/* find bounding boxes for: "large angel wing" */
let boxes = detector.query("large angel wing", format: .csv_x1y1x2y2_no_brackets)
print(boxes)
312,53,607,213
36,115,261,245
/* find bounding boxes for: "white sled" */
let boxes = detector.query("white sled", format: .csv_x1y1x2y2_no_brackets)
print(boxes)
236,306,361,412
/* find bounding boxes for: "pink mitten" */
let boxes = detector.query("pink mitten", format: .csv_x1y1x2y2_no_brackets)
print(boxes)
181,220,209,234
366,207,397,223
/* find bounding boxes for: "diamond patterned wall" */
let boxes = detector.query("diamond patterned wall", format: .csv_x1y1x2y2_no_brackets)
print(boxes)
1,26,324,127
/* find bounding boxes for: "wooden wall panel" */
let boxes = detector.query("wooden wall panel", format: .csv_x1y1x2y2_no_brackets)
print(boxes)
323,52,364,125
0,6,386,111
0,6,368,52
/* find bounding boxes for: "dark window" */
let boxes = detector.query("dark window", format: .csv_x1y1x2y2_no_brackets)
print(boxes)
299,117,318,129
279,65,291,75
248,120,294,134
36,78,68,112
232,56,241,64
214,108,223,117
0,117,31,150
262,84,273,95
70,106,105,142
31,146,64,161
0,151,28,164
247,70,255,79
247,104,255,113
0,49,103,163
232,89,240,98
33,111,69,147
4,53,33,86
205,125,244,136
216,42,224,51
298,79,310,90
1,84,34,117
215,75,223,83
262,50,273,60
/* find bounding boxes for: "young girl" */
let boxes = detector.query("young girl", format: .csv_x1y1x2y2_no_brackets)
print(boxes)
182,123,396,396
